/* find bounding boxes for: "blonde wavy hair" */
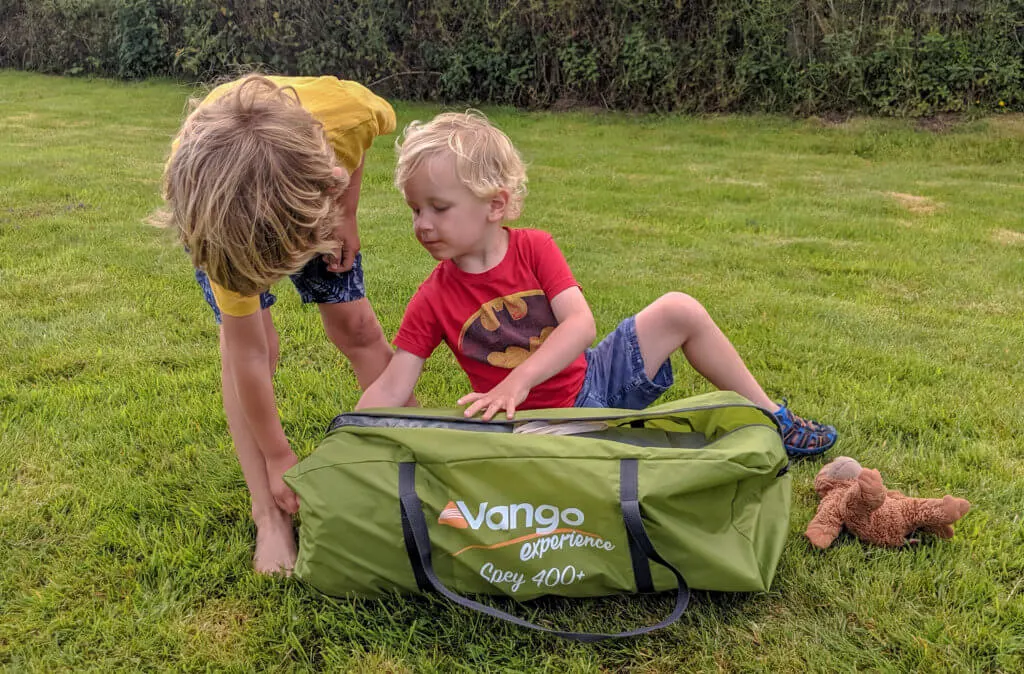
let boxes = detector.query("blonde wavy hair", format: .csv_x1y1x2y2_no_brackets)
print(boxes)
151,75,345,296
395,110,527,221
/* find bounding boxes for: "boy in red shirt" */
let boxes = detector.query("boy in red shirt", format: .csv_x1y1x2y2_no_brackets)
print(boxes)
357,112,836,456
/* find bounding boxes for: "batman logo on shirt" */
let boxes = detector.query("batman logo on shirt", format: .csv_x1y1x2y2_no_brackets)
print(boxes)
458,290,557,369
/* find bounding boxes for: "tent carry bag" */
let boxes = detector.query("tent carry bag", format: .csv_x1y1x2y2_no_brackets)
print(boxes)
284,391,791,641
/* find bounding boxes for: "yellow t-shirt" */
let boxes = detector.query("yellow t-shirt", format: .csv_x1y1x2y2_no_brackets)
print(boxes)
196,76,396,317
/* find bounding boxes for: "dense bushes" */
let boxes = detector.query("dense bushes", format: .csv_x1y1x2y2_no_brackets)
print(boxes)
1,0,1021,114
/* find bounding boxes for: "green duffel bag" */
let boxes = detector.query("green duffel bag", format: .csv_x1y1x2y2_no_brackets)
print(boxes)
284,391,791,640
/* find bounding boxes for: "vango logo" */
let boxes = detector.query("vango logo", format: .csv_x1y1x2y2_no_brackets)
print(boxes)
438,500,584,534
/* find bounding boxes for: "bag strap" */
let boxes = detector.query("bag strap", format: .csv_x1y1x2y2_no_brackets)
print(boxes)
397,460,690,642
620,458,655,593
400,490,432,593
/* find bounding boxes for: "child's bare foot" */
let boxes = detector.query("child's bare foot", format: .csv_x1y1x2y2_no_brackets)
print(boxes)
253,508,297,575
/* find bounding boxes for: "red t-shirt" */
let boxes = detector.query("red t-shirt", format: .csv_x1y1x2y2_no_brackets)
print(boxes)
394,228,587,409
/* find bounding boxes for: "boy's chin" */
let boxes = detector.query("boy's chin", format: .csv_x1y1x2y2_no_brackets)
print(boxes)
420,244,449,260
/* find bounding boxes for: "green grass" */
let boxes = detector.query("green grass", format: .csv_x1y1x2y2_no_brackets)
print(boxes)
1,69,1022,672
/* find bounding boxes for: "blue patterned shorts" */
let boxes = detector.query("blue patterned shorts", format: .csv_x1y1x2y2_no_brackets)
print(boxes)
195,253,367,323
574,315,674,409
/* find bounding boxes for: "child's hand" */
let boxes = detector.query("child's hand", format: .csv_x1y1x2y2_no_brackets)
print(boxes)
459,381,531,421
322,241,345,272
266,453,300,514
324,214,359,273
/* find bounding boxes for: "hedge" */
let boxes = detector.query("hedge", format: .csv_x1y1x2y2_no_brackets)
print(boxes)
1,0,1021,114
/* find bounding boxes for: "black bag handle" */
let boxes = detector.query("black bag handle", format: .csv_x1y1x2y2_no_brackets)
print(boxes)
397,459,690,642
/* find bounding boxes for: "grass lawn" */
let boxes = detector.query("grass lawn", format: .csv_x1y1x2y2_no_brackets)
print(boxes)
1,69,1022,672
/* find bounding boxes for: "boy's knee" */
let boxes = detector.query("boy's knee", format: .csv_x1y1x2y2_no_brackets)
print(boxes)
323,306,386,352
657,292,709,326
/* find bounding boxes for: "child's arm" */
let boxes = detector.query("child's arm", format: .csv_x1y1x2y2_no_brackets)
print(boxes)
460,287,596,420
324,158,364,273
220,314,300,514
355,349,425,410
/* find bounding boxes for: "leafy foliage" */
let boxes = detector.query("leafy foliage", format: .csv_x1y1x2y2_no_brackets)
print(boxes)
1,1,1022,113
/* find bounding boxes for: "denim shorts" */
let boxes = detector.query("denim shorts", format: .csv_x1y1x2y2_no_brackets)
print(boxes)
574,315,674,409
195,253,367,323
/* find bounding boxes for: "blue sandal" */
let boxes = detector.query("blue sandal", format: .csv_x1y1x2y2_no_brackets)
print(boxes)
773,400,837,457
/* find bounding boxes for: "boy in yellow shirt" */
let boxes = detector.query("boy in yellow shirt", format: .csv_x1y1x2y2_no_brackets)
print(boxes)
154,74,399,574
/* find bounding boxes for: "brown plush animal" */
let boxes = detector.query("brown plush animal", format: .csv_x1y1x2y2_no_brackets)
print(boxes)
806,456,970,549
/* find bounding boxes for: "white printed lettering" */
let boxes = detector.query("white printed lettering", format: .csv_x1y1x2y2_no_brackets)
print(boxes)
519,531,616,561
452,500,587,533
486,505,510,530
534,505,559,534
561,508,584,527
480,562,524,592
457,501,488,529
510,502,533,529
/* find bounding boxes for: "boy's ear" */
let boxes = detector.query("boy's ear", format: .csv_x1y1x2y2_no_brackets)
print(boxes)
487,188,510,223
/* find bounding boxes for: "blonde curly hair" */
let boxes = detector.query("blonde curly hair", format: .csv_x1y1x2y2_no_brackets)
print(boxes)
395,110,527,221
151,75,346,296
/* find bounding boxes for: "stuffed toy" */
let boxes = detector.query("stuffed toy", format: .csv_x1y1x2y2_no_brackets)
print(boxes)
806,456,970,549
